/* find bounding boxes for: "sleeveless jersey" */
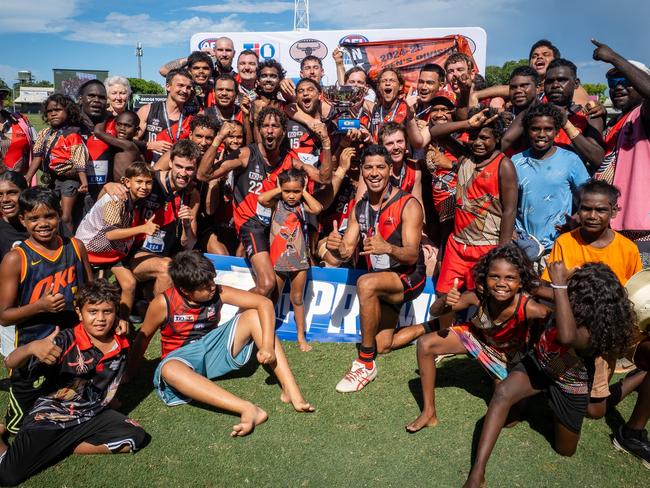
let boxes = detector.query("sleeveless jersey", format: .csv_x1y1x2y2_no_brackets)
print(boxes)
134,172,189,256
286,120,322,168
369,100,408,142
355,188,425,273
453,152,505,246
81,117,115,201
470,294,531,353
534,320,590,395
321,174,357,233
554,110,589,150
144,101,193,162
389,158,418,194
13,237,85,347
204,105,244,126
160,286,223,358
232,143,294,230
595,109,634,183
0,111,31,172
270,201,310,272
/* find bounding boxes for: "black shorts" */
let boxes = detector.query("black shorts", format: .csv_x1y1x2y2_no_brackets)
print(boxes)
5,374,47,435
239,222,270,258
397,262,427,303
0,409,147,486
53,177,80,198
514,353,589,434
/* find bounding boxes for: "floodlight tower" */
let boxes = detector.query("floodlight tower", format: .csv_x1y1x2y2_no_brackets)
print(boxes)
294,0,309,31
135,42,143,79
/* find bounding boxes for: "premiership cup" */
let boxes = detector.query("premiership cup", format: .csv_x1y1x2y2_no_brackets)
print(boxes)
322,85,365,132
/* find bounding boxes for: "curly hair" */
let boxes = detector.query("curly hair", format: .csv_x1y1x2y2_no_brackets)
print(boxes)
568,262,636,357
523,103,564,131
255,105,287,131
256,59,286,81
472,243,540,306
41,93,83,127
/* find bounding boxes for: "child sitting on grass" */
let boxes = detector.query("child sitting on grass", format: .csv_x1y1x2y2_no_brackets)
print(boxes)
129,250,314,437
463,261,637,488
406,244,549,432
0,280,147,486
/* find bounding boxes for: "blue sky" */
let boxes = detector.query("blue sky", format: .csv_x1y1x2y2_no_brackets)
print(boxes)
1,0,647,87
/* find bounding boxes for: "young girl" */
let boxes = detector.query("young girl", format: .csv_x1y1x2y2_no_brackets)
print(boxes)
258,168,323,351
463,261,638,488
25,94,89,236
406,244,550,432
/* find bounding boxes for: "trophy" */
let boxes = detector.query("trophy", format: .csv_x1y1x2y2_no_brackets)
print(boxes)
322,85,365,132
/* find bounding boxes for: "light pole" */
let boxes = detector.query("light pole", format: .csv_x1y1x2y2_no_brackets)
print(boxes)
135,42,143,79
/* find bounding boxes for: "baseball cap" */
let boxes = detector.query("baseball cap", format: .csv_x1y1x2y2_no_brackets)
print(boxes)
429,90,455,109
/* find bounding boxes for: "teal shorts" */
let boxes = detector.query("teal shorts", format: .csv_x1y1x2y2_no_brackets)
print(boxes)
153,314,254,406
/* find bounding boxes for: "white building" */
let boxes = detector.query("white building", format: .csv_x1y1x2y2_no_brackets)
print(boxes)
14,86,54,113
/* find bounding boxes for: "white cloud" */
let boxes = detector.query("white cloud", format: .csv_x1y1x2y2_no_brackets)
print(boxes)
61,13,246,48
0,0,77,33
189,2,294,14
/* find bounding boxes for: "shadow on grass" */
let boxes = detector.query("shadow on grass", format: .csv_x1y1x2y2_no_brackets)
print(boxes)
119,357,159,415
408,357,494,411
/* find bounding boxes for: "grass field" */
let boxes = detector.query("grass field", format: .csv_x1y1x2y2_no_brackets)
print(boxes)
0,338,647,488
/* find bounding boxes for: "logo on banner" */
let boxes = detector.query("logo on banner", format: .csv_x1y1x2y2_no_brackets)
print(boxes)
243,42,277,60
198,38,217,51
339,34,369,65
289,38,328,62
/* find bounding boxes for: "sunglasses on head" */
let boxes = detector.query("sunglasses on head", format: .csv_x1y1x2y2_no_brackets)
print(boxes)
607,76,632,89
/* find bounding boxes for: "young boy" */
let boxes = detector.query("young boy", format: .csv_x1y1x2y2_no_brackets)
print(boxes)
129,251,314,437
514,103,589,257
539,179,646,423
0,187,94,434
75,162,157,321
93,110,143,181
0,280,147,486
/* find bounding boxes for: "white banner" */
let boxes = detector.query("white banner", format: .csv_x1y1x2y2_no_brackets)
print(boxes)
190,27,487,84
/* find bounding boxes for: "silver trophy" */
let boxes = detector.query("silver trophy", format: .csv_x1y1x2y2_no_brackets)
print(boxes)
322,85,365,131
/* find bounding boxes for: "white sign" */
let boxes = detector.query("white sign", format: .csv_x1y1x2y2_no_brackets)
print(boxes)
191,27,487,85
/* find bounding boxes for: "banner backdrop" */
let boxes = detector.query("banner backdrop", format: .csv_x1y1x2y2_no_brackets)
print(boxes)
341,36,476,91
205,254,437,343
190,27,487,85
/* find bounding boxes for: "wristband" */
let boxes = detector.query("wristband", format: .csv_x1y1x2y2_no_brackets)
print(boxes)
550,283,568,289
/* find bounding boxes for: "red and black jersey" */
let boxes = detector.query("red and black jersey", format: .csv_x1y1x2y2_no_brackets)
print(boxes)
320,174,357,234
554,111,590,150
81,117,115,200
286,120,322,168
14,237,86,349
143,101,193,162
369,100,408,142
133,171,189,257
204,105,244,126
355,188,425,273
232,143,294,231
22,324,129,430
390,158,418,194
160,286,223,358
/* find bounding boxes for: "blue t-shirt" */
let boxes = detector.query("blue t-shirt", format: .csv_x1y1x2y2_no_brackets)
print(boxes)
513,147,589,250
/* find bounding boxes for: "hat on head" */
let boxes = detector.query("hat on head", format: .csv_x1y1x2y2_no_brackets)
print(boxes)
0,88,10,97
606,59,650,78
429,90,455,109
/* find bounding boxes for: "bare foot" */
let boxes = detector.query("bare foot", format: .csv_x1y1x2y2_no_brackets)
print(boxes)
280,391,316,412
462,474,486,488
405,411,438,433
298,341,312,352
230,405,268,437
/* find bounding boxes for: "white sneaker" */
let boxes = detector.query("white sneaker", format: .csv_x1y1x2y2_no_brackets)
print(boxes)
335,359,377,393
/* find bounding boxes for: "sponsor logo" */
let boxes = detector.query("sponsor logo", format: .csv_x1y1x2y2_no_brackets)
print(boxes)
243,42,277,60
289,39,328,62
173,314,195,322
198,38,218,51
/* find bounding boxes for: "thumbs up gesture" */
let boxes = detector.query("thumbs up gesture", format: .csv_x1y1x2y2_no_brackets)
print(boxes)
141,214,160,236
326,220,343,252
445,278,462,307
38,284,66,313
31,326,63,365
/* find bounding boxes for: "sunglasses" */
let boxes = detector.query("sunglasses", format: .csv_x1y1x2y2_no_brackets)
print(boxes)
607,77,632,89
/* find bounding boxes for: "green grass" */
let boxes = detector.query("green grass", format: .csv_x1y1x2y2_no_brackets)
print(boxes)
1,340,647,488
26,113,46,133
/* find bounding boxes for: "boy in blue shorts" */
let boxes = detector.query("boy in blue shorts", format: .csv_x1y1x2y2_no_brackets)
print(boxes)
0,280,147,486
129,250,314,437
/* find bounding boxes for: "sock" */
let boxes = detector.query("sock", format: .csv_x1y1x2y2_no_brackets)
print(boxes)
358,345,376,369
422,318,441,334
605,381,623,413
